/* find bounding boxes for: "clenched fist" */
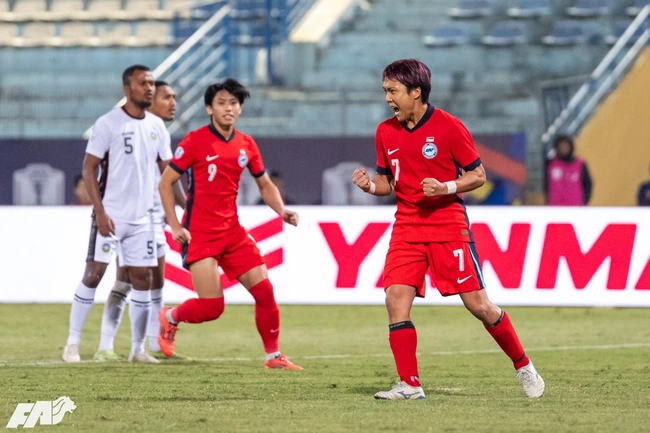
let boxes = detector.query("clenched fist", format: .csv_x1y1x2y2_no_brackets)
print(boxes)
352,168,372,192
421,177,448,197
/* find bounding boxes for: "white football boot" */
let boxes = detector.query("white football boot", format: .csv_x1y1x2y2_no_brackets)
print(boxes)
374,382,426,400
128,351,160,363
516,361,545,398
62,344,81,363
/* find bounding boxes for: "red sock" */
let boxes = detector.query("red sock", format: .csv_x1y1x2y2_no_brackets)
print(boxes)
249,279,280,354
172,297,224,324
484,310,530,370
389,321,420,387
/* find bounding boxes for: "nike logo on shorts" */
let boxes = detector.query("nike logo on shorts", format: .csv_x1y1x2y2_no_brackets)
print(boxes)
457,275,472,284
206,155,219,161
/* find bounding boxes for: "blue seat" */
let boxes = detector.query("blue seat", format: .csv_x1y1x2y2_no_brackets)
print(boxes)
627,0,650,16
482,21,528,46
448,0,492,19
604,20,646,45
566,0,610,17
542,21,588,45
507,0,552,18
423,25,469,47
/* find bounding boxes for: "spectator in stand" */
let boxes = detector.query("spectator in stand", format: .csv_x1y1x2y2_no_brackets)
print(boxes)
546,134,592,206
72,174,92,205
257,170,294,205
637,163,650,206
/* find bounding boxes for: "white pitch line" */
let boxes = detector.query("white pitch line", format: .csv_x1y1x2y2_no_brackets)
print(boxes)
1,343,648,367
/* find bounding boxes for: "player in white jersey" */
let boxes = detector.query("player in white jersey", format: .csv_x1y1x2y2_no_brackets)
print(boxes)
62,65,173,363
94,81,187,361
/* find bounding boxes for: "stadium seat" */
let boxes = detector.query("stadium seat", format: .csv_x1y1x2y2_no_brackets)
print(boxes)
448,0,493,19
423,25,469,47
59,22,95,45
627,0,650,16
95,22,133,45
125,0,160,12
0,1,9,12
482,21,528,46
507,0,552,18
604,20,646,45
87,0,123,13
50,0,85,13
542,21,588,45
0,22,17,45
566,0,610,17
13,0,47,13
134,21,171,46
18,22,57,46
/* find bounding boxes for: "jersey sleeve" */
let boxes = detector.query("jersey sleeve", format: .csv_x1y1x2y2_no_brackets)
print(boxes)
375,125,391,175
247,138,266,178
85,117,111,159
158,127,173,162
169,132,196,174
450,118,481,171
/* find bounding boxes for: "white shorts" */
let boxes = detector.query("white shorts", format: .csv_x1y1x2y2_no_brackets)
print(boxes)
86,220,157,267
155,221,167,259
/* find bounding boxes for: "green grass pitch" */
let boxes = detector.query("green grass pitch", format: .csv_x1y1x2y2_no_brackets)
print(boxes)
1,304,649,432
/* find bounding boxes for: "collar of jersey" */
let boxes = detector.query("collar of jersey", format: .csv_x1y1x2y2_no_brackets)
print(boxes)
208,123,236,143
401,104,435,133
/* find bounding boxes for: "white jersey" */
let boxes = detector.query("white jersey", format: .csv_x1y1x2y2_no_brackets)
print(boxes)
86,107,172,224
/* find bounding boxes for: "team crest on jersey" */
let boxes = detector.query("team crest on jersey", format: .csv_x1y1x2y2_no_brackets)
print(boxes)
422,142,438,159
238,149,248,168
150,132,157,140
174,146,184,159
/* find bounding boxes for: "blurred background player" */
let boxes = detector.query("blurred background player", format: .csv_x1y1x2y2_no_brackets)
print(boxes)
94,81,187,361
546,134,593,206
637,162,650,206
352,59,544,400
158,79,302,370
71,174,92,205
62,65,172,364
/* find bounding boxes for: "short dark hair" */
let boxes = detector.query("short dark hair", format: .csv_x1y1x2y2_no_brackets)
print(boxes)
155,80,169,88
553,134,575,151
122,64,150,86
382,59,432,104
204,78,250,106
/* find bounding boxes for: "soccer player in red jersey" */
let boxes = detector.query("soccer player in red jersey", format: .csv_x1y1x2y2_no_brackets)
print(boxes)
352,59,544,399
157,79,302,370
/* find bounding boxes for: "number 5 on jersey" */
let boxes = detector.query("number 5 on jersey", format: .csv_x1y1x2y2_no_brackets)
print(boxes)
208,163,217,182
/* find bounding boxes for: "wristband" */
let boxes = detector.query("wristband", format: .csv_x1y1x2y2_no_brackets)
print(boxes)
368,181,376,194
444,181,457,194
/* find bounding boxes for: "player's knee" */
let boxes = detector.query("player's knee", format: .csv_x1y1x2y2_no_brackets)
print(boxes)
198,297,225,321
249,279,276,308
82,264,107,288
465,300,493,322
128,268,152,290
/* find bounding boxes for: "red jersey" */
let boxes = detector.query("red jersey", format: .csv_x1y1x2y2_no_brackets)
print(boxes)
170,124,265,235
375,105,481,242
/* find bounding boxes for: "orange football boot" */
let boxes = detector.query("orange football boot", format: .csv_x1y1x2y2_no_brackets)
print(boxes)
264,354,303,370
158,306,178,357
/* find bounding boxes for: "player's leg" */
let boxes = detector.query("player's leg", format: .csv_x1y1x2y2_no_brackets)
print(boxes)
63,222,115,362
158,256,225,357
227,231,301,370
120,225,158,362
95,258,131,361
374,241,428,400
148,255,165,354
433,241,544,397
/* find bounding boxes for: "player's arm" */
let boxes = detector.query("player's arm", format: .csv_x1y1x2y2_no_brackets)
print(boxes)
255,173,298,227
352,169,394,196
159,166,191,243
422,162,486,197
157,159,186,209
82,153,115,236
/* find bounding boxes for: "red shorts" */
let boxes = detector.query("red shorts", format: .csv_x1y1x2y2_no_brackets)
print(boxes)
383,240,486,297
182,225,265,279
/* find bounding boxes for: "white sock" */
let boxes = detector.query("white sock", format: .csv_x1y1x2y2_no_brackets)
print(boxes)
147,288,163,352
129,290,151,355
166,307,178,325
67,282,96,345
98,280,131,352
265,351,281,361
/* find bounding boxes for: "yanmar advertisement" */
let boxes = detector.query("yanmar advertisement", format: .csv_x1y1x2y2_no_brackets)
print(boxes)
1,206,649,306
